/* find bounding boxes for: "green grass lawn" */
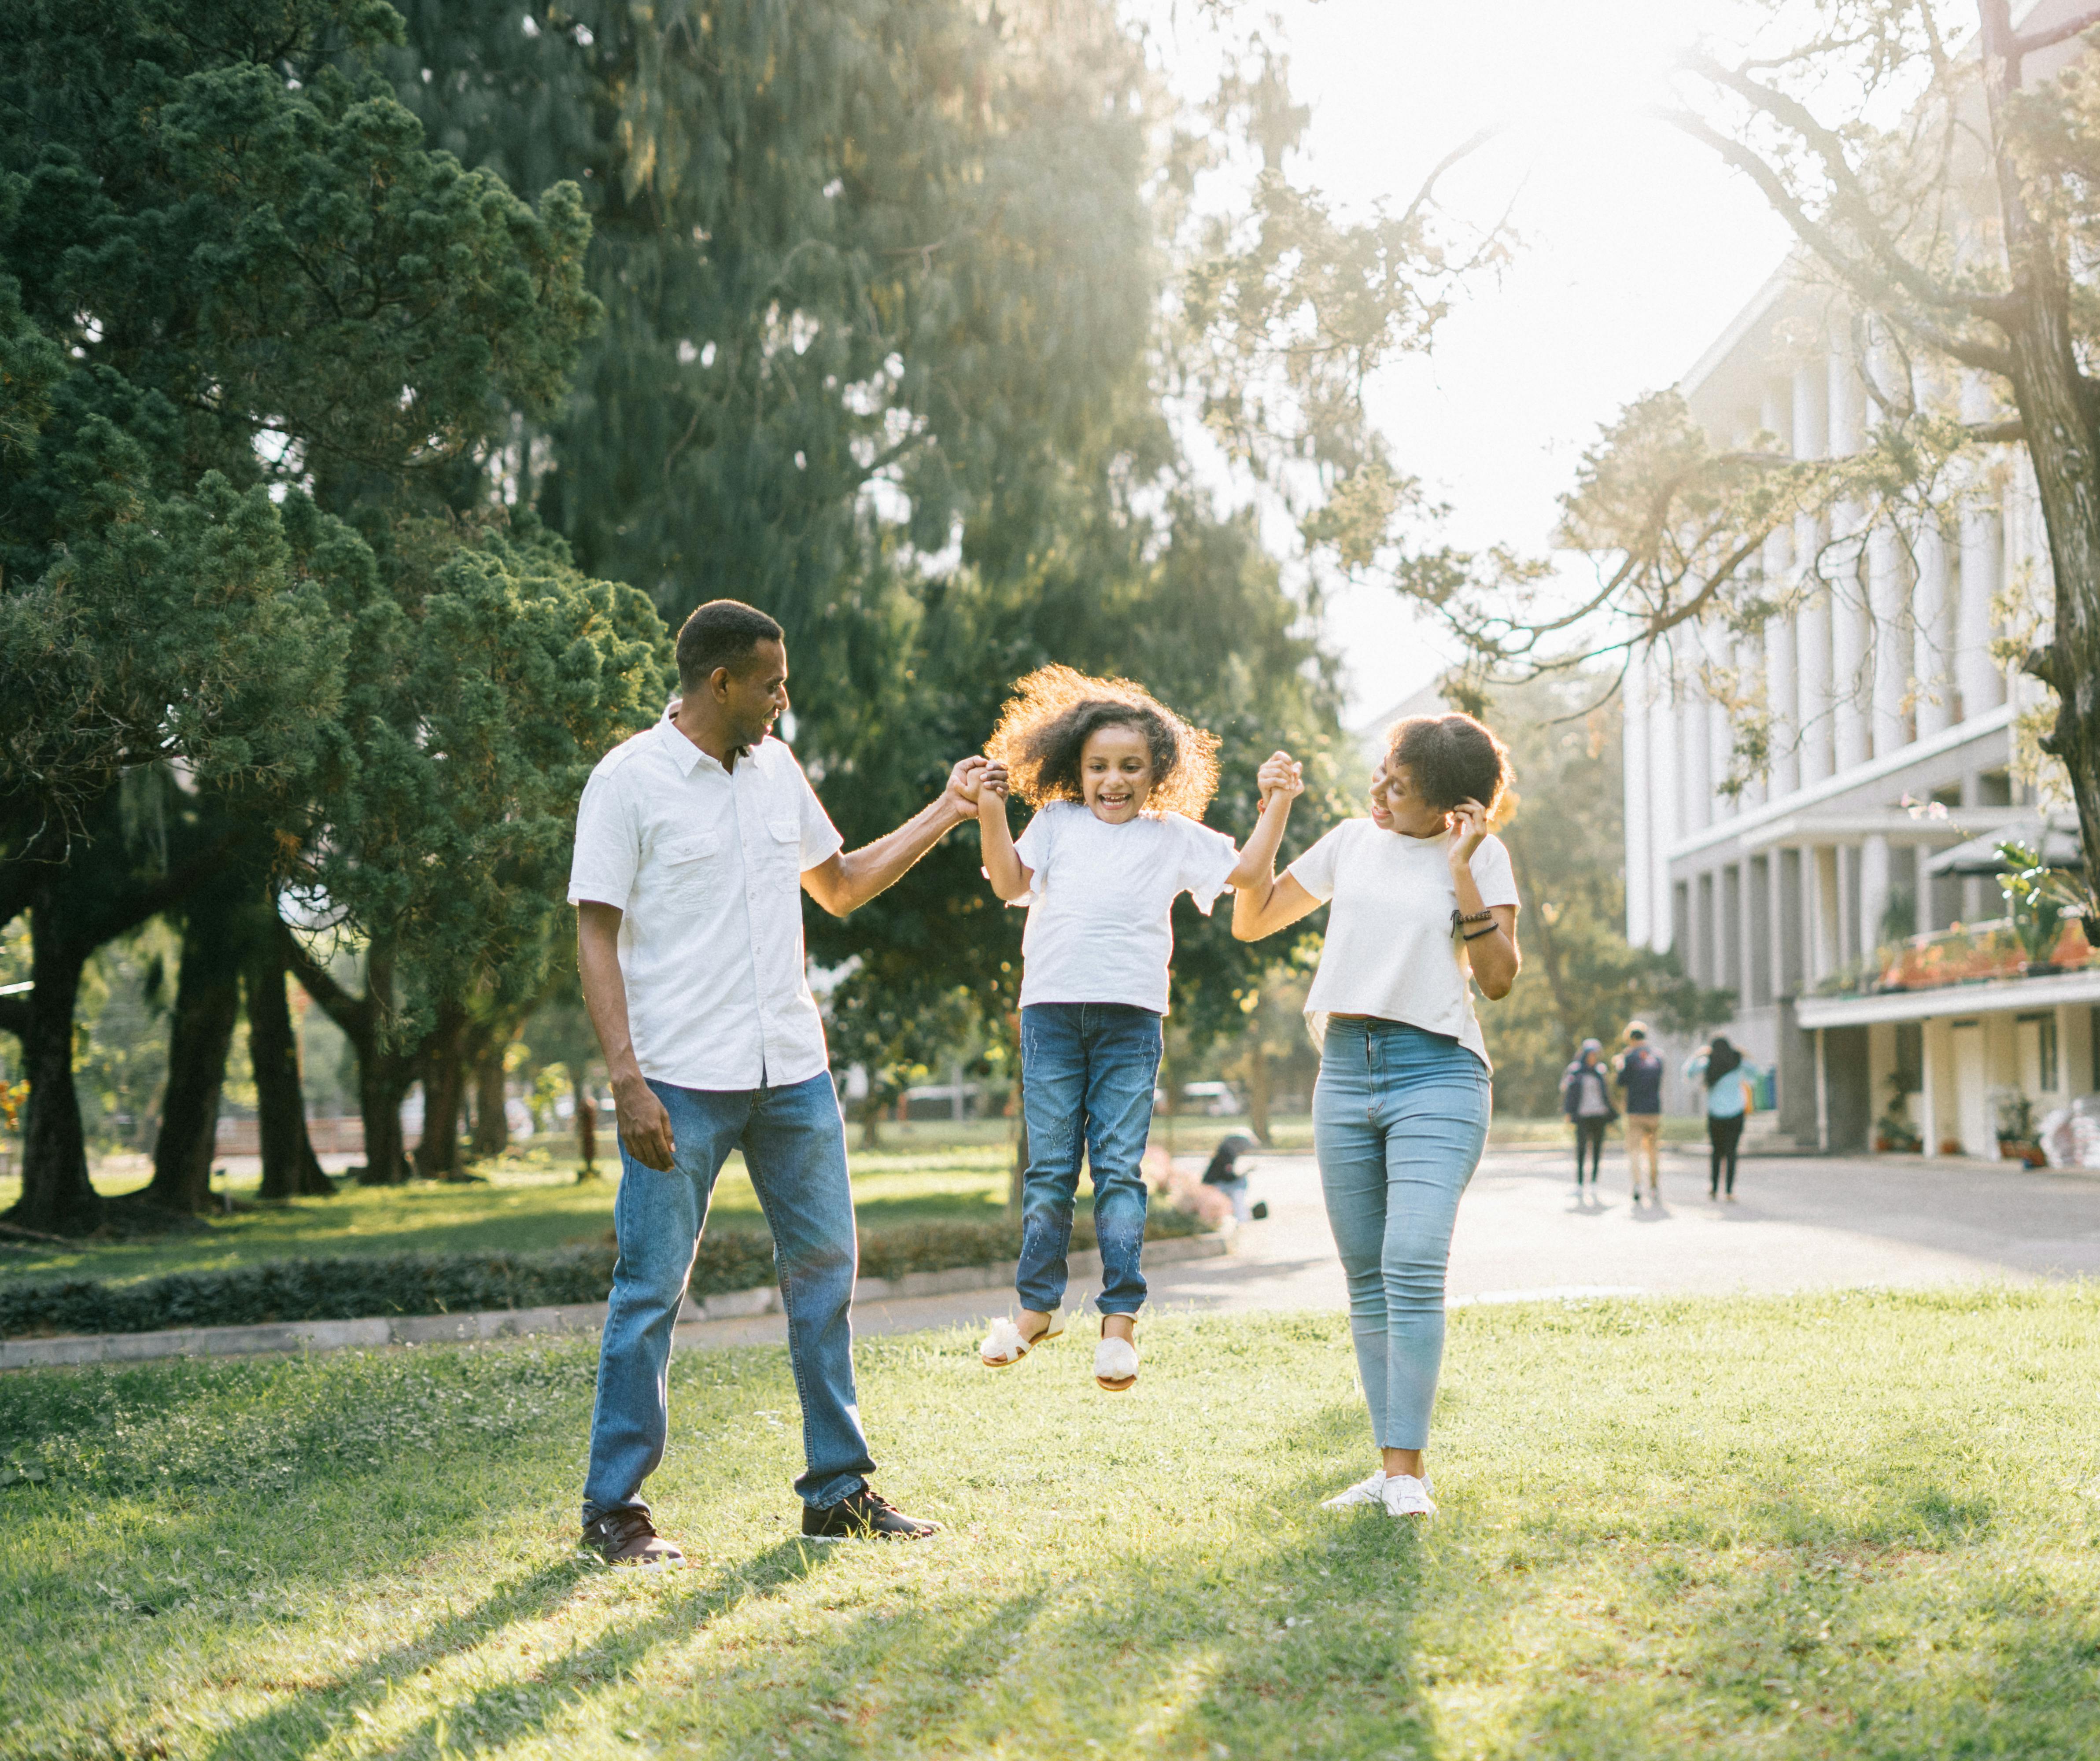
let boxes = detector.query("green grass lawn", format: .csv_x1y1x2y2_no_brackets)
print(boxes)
0,1147,1014,1286
5,1287,2099,1759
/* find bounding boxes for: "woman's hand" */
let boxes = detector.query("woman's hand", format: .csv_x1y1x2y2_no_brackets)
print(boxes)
978,759,1010,803
1445,797,1489,868
1257,750,1303,810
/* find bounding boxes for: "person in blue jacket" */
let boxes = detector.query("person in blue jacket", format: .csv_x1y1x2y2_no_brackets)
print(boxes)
1559,1038,1615,1193
1684,1035,1763,1200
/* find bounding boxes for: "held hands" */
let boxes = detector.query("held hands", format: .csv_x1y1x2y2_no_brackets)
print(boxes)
1445,797,1489,868
1256,750,1303,811
942,755,994,818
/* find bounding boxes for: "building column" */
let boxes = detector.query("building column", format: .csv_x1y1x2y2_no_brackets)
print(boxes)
1956,371,2006,722
1812,845,1842,983
1624,652,1654,947
1868,523,1910,758
1648,679,1679,954
1793,360,1835,783
1760,379,1798,801
1828,349,1872,772
1860,833,1892,968
1913,514,1953,740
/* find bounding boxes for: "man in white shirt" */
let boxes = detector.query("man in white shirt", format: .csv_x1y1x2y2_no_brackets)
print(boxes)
568,599,987,1560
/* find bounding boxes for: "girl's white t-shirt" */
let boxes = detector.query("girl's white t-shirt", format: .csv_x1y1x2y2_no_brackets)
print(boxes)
1286,817,1521,1069
1011,801,1240,1014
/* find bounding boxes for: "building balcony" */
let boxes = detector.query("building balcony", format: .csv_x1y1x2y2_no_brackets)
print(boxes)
1810,918,2095,1002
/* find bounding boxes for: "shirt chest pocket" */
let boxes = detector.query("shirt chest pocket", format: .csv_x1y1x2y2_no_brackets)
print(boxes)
760,818,802,868
656,832,724,904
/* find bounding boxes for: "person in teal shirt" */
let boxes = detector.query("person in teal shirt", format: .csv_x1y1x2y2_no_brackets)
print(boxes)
1683,1035,1763,1200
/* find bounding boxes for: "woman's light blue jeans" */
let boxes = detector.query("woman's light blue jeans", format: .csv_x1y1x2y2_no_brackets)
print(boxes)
582,1072,874,1520
1314,1016,1491,1452
1016,1002,1162,1316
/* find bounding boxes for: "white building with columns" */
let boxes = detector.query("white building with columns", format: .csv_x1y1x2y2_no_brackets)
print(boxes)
1624,266,2096,1157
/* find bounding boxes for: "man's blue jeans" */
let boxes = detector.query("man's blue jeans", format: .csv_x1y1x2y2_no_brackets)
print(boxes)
1016,1002,1162,1316
1313,1017,1491,1452
581,1072,873,1519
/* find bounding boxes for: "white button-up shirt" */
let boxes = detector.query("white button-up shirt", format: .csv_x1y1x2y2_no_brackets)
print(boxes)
567,718,845,1090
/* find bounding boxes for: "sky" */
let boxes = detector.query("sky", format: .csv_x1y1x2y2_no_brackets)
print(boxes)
1142,0,1800,726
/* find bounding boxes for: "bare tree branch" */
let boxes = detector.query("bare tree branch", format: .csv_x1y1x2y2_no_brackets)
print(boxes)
1679,50,2003,327
1656,107,2017,377
2012,7,2100,58
1396,125,1503,232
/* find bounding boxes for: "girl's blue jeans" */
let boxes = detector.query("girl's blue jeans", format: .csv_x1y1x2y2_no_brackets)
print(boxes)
1016,1002,1163,1316
582,1073,874,1521
1313,1016,1491,1452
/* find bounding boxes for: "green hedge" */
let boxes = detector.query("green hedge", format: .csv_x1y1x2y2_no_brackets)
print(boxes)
0,1209,1204,1340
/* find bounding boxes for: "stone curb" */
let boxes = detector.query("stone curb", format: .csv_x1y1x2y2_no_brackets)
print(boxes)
0,1231,1232,1371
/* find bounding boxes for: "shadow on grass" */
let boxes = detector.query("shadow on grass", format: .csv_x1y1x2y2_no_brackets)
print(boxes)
208,1540,837,1761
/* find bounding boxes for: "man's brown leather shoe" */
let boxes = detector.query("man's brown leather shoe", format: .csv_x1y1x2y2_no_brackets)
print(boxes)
581,1508,686,1566
800,1486,938,1541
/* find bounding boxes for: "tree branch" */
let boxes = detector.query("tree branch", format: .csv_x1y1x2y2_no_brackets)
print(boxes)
1656,108,2017,377
1964,416,2026,443
1397,124,1504,232
280,920,373,1041
1678,52,2000,327
2012,7,2100,58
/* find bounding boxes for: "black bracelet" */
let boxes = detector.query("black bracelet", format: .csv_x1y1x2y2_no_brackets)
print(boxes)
1450,908,1493,934
1462,923,1500,942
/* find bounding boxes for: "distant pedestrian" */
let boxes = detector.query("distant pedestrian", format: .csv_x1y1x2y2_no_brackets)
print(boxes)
1560,1038,1615,1192
1684,1035,1762,1200
1202,1130,1261,1221
1613,1021,1664,1205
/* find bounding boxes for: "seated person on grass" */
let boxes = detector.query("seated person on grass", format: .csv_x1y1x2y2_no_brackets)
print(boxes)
568,597,990,1564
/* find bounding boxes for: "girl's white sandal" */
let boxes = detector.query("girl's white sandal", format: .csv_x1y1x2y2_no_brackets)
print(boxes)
1093,1333,1140,1393
979,1313,1063,1367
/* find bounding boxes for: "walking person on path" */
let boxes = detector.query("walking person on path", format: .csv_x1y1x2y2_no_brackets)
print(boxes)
1232,712,1520,1521
1559,1039,1614,1197
1685,1034,1762,1201
1613,1020,1665,1205
569,598,987,1564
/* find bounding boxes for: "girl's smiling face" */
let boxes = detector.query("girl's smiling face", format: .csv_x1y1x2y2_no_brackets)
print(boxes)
1368,755,1448,839
1081,723,1155,823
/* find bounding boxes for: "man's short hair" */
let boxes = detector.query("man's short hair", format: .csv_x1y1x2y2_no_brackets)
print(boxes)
675,600,783,694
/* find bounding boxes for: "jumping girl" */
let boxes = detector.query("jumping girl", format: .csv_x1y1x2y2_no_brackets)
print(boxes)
972,666,1301,1392
1232,712,1520,1520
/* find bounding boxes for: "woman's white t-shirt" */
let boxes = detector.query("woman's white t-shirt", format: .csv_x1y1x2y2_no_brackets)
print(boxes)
1010,801,1240,1014
1286,817,1521,1069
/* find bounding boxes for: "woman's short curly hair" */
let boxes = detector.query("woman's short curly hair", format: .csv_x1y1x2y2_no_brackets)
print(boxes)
1386,712,1512,817
985,665,1220,819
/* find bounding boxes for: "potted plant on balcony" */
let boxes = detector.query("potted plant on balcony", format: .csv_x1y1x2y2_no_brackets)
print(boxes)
1993,1088,2046,1167
1997,842,2070,976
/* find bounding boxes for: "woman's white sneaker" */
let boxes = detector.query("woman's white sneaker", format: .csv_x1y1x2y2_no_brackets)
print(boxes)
1380,1474,1437,1519
1320,1470,1388,1510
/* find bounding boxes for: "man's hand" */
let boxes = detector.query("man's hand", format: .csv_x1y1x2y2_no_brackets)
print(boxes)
1257,750,1304,810
943,755,992,818
613,1076,675,1172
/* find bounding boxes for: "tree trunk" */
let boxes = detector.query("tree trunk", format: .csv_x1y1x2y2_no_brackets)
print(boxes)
5,921,99,1235
358,1054,412,1186
470,1038,509,1160
245,927,333,1199
140,899,242,1214
859,1092,885,1150
1243,1033,1272,1145
413,1006,470,1179
1980,7,2100,896
573,1065,599,1180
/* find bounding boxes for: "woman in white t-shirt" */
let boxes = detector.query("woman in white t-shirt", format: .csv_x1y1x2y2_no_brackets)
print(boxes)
970,666,1301,1393
1233,712,1521,1520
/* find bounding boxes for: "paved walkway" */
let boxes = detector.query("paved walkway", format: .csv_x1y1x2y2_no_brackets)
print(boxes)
675,1145,2100,1350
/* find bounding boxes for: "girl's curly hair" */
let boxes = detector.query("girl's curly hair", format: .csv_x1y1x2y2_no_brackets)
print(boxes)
1386,712,1513,818
985,666,1220,819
